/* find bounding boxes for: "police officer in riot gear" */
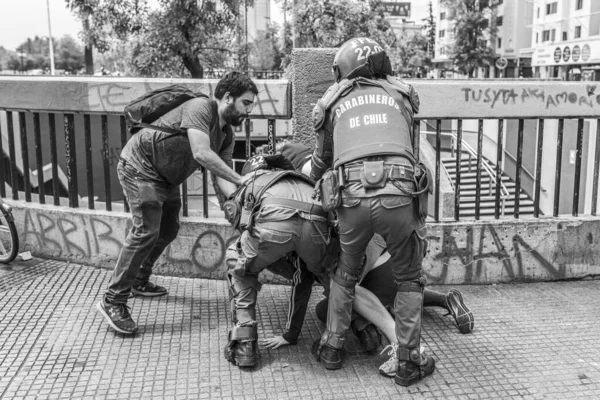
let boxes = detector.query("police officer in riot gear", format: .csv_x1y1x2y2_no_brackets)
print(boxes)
223,155,331,368
310,37,435,386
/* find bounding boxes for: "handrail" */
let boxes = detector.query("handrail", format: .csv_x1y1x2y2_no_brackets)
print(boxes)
423,129,510,216
459,128,547,193
502,150,547,193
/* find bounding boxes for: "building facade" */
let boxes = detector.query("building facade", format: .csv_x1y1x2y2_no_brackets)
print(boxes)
530,0,600,80
432,0,533,78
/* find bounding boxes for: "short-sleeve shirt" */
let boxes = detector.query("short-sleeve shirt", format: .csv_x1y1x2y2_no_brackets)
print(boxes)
120,97,234,186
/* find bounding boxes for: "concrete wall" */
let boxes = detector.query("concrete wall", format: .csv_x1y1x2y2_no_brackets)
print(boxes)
8,200,600,284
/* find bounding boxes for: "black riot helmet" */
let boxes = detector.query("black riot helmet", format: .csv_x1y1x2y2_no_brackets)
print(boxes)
332,37,393,82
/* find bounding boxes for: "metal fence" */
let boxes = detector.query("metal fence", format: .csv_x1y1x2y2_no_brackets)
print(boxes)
1,78,600,223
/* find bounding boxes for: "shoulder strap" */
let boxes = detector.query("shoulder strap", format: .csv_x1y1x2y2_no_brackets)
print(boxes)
313,79,355,130
248,170,315,203
134,122,184,136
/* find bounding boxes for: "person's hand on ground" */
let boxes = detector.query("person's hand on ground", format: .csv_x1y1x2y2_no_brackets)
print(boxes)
261,335,290,349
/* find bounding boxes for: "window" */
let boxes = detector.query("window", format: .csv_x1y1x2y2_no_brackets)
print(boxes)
498,38,502,48
575,26,582,38
497,16,503,26
440,12,446,20
542,30,550,41
576,0,583,10
439,29,445,38
537,7,540,18
551,29,556,41
563,31,568,41
546,2,557,14
536,32,539,43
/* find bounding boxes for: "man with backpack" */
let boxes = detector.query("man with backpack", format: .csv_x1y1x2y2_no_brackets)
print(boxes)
97,72,258,335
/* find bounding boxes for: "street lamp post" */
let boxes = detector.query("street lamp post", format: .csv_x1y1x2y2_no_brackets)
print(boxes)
46,0,56,74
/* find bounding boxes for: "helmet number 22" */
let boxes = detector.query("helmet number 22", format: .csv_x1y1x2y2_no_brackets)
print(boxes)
355,45,383,61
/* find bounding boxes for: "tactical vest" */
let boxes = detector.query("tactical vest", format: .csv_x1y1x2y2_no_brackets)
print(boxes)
313,76,420,169
224,170,325,232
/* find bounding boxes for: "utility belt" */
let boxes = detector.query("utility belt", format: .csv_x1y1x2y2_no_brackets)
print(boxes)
344,163,416,184
260,197,328,219
235,196,328,234
313,160,432,219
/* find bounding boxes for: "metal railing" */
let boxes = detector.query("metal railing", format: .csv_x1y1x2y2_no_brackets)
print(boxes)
2,78,600,223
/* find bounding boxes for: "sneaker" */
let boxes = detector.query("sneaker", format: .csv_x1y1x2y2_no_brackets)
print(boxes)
379,343,399,377
96,300,138,334
395,355,436,387
445,289,474,334
354,323,381,353
311,339,343,370
131,281,167,297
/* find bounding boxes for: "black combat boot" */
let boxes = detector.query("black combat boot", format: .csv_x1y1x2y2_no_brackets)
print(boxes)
353,323,381,353
395,354,436,387
311,339,343,370
233,340,257,367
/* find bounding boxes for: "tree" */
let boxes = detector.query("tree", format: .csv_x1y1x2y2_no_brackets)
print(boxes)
132,0,251,78
422,1,436,61
0,46,10,71
7,56,21,73
55,35,85,73
441,0,501,77
94,39,137,76
66,0,148,74
388,29,431,77
278,0,396,49
248,24,282,72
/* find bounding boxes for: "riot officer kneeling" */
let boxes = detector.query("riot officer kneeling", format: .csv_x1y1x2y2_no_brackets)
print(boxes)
223,155,331,368
310,37,435,386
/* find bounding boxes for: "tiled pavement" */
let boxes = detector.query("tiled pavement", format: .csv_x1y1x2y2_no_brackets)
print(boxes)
0,258,599,399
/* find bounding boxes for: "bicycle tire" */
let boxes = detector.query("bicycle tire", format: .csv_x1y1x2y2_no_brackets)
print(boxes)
0,210,19,264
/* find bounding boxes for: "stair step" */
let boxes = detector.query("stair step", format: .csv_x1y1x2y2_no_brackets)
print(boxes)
459,207,537,217
458,196,533,203
451,176,514,183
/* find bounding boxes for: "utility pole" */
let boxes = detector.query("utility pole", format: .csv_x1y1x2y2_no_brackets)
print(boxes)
245,0,249,73
46,0,56,75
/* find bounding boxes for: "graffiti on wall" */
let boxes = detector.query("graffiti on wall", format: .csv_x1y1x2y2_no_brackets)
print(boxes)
461,85,600,110
20,209,239,274
86,81,286,117
425,224,568,283
22,210,126,259
164,231,239,273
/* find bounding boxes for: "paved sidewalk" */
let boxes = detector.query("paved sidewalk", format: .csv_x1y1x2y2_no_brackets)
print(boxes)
0,258,599,399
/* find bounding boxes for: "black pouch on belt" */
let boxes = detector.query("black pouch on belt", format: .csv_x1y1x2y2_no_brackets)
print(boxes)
314,168,342,212
360,161,388,189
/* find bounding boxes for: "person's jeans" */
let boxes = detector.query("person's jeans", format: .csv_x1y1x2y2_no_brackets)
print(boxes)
105,161,181,304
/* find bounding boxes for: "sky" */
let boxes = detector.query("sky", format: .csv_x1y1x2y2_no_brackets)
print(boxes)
0,0,425,52
0,0,82,51
0,0,284,52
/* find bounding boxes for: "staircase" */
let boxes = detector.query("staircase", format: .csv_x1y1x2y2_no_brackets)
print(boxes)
442,155,537,219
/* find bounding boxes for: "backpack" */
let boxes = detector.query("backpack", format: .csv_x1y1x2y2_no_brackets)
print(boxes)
124,84,208,136
123,83,234,150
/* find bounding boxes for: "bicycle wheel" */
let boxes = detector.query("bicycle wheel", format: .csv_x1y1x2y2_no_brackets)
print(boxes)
0,208,18,264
